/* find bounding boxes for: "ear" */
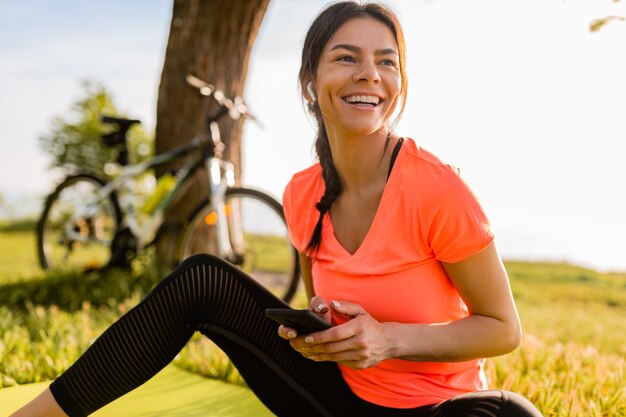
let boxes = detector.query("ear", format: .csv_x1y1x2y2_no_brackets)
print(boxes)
304,81,317,102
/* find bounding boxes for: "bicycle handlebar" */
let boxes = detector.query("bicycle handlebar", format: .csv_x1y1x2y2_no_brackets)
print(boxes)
185,74,259,124
99,75,262,164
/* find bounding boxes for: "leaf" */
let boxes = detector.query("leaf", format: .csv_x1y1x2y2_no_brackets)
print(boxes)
589,15,625,33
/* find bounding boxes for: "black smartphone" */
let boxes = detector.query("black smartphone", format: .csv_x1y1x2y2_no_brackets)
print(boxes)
265,308,332,335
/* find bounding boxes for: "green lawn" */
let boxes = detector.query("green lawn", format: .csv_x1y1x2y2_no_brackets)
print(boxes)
0,221,43,283
1,222,625,416
489,262,626,416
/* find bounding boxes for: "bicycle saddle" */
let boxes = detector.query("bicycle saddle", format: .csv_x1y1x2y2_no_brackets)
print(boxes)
101,116,141,147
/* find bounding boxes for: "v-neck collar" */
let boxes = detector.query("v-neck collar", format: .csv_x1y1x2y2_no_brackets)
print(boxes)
323,140,406,258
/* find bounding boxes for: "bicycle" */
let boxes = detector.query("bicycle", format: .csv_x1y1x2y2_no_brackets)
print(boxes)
37,74,300,303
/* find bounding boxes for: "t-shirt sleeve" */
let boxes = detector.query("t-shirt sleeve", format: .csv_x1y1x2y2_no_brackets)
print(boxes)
425,165,494,263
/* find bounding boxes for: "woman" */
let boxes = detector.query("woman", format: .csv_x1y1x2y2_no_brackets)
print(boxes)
12,2,543,416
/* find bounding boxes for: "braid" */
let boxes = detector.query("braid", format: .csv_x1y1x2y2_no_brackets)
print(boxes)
304,104,342,257
298,1,409,258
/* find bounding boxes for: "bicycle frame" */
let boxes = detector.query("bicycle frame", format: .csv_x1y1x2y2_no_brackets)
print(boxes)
66,122,243,262
51,74,261,269
39,75,300,303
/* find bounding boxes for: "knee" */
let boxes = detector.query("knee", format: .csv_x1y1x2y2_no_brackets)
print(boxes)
442,390,542,417
501,391,543,417
153,253,234,296
151,254,233,316
176,253,232,272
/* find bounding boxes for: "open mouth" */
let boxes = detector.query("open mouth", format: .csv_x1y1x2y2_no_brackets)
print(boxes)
343,95,382,107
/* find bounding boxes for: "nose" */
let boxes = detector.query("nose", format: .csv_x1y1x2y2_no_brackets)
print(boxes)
353,60,380,84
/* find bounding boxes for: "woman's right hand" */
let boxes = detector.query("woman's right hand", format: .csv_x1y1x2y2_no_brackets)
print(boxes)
277,296,331,358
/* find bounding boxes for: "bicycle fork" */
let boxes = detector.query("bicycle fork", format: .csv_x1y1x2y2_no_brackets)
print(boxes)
206,157,245,264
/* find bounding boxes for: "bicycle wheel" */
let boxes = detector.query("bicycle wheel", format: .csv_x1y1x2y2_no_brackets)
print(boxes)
177,187,300,303
37,174,122,271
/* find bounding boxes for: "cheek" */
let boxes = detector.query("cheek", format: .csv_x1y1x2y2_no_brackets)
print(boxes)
316,75,344,110
385,78,402,110
388,75,402,97
384,98,400,122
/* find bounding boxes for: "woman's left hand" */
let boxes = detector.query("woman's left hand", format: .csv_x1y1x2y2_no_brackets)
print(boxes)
293,300,393,370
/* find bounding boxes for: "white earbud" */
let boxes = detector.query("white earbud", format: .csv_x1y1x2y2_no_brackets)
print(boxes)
306,82,317,101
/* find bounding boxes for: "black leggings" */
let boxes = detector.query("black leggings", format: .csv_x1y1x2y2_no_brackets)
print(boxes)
50,254,542,417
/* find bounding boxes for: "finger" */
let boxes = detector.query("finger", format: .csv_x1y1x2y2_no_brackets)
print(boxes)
289,338,314,358
303,322,356,345
309,348,367,366
308,336,358,356
309,296,329,314
289,334,315,350
277,324,297,340
330,300,368,319
314,352,373,370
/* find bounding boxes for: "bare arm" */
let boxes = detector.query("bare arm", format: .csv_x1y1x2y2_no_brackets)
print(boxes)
9,388,68,417
298,241,522,368
299,253,315,300
387,241,522,361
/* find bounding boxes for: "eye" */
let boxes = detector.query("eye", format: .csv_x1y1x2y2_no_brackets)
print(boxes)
379,59,397,67
337,55,356,63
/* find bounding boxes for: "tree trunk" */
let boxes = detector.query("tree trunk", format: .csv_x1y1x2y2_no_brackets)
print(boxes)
155,0,270,267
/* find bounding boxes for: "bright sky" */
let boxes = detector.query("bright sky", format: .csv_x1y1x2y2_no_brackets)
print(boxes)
1,0,625,272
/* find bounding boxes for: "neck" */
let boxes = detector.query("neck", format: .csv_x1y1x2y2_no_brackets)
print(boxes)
327,129,393,194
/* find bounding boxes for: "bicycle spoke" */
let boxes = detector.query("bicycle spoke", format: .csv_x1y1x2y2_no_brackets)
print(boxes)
38,175,121,272
177,188,300,303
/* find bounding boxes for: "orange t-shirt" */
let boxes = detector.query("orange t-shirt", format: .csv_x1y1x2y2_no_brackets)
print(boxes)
282,138,494,409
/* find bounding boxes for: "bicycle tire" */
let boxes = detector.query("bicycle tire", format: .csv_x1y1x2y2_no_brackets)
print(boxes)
37,174,122,271
176,187,300,303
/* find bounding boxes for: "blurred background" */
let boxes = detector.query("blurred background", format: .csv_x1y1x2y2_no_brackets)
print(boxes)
1,0,625,272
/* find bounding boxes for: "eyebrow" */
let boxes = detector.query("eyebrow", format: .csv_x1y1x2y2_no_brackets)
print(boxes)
329,43,398,56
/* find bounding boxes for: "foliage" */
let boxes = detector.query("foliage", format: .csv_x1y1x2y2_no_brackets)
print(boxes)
1,302,127,385
38,80,153,178
0,218,37,233
590,0,625,32
0,268,160,313
590,15,625,32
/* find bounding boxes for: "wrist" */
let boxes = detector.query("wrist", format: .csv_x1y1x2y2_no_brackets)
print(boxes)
382,322,407,360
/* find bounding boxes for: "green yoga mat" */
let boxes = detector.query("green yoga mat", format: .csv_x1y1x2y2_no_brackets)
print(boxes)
0,365,275,416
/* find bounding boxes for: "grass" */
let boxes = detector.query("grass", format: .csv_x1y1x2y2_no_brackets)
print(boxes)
487,262,626,416
0,219,42,283
507,261,626,357
244,233,292,273
1,224,625,416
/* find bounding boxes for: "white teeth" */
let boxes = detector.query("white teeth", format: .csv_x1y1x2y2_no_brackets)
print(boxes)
345,95,380,105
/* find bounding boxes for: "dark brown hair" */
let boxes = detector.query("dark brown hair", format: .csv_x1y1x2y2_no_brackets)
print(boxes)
298,1,408,257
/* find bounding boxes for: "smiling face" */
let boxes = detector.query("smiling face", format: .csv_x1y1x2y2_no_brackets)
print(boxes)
312,16,402,140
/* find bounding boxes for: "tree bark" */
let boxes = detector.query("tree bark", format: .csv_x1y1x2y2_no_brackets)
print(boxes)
155,0,271,266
